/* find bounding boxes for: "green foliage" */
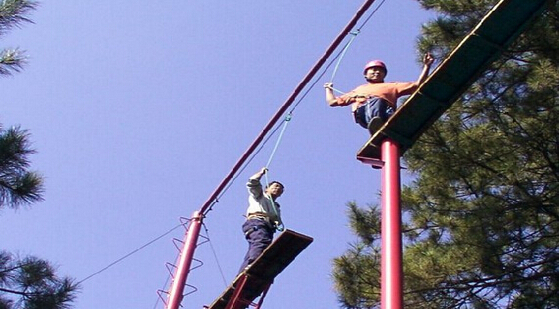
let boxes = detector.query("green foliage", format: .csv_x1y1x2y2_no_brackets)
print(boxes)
0,126,43,209
1,2,79,308
333,0,559,308
0,0,37,33
332,202,382,309
0,252,78,309
0,0,37,76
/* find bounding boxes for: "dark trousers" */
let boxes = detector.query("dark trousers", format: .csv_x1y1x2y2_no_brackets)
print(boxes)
354,97,394,129
238,219,274,273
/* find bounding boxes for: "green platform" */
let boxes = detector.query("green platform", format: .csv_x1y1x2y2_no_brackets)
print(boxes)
207,229,313,309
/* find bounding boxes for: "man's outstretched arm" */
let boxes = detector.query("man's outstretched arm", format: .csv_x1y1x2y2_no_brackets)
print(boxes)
416,53,434,85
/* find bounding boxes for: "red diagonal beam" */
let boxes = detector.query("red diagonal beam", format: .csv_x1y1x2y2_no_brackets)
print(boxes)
200,0,377,215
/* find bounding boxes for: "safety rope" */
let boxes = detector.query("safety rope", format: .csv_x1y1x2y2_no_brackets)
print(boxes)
329,30,360,90
263,113,292,232
78,222,185,285
202,223,228,287
205,118,287,215
263,195,284,232
326,0,387,94
265,113,292,169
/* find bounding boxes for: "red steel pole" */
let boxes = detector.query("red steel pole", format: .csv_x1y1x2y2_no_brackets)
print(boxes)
380,138,403,309
166,211,204,309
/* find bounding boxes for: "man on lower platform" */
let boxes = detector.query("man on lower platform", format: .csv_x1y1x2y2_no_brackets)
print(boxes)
238,167,284,273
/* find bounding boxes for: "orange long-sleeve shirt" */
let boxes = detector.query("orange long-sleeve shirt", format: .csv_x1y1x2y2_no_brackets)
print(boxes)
332,82,418,112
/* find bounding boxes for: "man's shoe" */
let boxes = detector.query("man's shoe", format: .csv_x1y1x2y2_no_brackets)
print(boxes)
367,116,383,135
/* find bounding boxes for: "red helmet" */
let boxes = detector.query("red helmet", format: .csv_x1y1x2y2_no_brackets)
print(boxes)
363,60,387,75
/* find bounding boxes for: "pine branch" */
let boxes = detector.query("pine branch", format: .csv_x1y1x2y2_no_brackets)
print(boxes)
0,0,38,35
0,48,26,75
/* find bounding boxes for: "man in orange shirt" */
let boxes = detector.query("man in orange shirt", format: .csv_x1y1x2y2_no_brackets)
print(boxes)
324,53,434,134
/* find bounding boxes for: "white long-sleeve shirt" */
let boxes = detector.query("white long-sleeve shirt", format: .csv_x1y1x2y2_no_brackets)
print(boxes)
245,177,282,228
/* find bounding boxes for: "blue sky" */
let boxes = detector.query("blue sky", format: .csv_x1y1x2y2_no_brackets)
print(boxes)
1,1,434,308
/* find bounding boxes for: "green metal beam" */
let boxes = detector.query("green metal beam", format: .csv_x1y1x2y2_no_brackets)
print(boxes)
357,0,549,161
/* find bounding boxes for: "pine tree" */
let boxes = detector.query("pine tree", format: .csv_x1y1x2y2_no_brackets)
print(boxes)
333,0,559,308
0,126,43,208
0,252,78,309
1,1,80,308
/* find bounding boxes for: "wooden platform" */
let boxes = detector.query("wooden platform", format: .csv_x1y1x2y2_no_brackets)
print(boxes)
357,0,548,163
207,229,313,309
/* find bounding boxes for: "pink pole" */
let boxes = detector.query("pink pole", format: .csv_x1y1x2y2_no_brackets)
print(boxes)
380,138,403,309
166,211,203,309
